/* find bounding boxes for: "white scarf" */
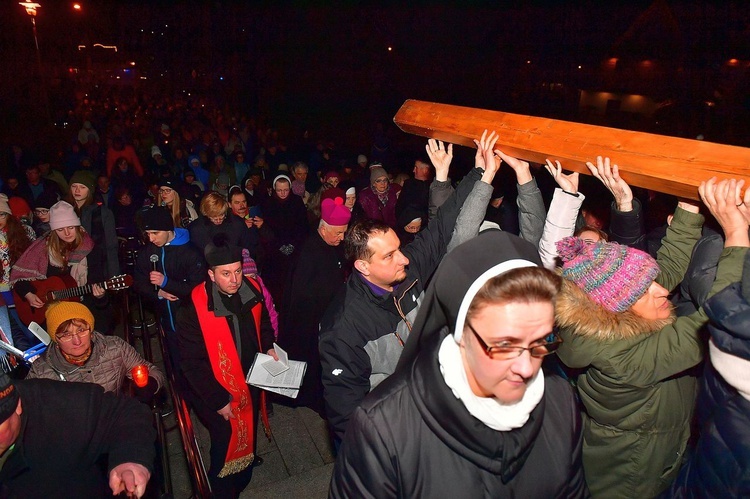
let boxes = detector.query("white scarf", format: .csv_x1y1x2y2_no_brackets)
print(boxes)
438,335,544,431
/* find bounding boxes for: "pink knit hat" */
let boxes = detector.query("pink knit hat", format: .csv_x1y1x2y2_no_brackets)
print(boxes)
49,201,81,231
241,248,258,276
557,236,659,312
321,197,351,226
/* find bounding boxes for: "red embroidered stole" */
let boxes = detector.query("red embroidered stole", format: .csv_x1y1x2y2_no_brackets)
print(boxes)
192,279,263,477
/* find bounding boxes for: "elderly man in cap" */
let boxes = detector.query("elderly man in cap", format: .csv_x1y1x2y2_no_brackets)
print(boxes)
281,197,352,415
0,372,155,498
176,236,276,498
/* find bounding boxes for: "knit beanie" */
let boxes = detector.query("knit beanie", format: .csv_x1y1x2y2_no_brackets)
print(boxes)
370,167,388,184
556,236,659,313
151,146,162,158
45,301,95,342
8,197,31,219
323,171,340,183
321,197,352,226
241,248,258,276
357,154,367,164
49,201,81,230
0,372,19,424
141,206,174,232
33,191,58,210
0,194,11,215
345,186,356,197
69,170,95,192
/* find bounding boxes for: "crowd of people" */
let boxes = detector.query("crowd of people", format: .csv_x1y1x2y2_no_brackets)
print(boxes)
0,93,748,498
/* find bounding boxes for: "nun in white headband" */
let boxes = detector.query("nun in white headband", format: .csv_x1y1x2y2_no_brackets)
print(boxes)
330,229,588,498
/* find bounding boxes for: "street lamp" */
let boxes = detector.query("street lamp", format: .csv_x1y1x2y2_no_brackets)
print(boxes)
19,2,50,123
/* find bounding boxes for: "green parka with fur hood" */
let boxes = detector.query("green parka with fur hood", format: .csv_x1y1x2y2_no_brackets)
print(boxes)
555,207,747,498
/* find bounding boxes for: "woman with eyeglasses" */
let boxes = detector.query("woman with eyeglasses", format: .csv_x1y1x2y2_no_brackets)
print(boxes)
330,230,587,498
357,166,401,230
158,178,197,229
26,301,164,401
553,178,750,498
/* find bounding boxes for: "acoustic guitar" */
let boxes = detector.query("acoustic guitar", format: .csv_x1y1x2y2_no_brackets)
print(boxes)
13,274,133,326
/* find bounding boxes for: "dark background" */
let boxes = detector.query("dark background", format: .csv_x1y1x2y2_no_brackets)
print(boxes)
1,1,749,157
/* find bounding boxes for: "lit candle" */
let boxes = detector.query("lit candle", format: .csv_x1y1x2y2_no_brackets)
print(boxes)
131,365,149,388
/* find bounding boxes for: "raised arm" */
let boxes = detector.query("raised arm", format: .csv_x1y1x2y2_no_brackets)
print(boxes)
538,160,584,269
586,156,646,249
624,178,749,386
447,130,501,252
425,138,453,220
495,148,545,246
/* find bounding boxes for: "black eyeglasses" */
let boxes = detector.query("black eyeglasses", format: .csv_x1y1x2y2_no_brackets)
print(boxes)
465,321,562,361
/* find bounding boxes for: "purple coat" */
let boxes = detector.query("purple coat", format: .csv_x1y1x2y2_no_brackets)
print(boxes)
357,184,401,229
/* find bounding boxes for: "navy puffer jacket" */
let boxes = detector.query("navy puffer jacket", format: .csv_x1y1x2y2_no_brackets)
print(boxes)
666,278,750,498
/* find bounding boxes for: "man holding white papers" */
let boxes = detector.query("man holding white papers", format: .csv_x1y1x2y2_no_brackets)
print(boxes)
176,235,276,499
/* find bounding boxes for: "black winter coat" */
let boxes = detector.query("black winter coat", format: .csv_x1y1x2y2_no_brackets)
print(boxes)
330,329,588,499
133,228,205,330
0,379,155,499
319,168,481,441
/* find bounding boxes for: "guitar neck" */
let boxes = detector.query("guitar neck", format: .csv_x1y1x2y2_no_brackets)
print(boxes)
51,281,102,301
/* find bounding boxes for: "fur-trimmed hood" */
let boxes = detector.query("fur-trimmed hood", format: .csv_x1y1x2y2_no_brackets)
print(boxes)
556,279,674,341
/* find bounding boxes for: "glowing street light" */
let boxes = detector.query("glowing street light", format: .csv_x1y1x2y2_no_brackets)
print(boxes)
19,1,40,16
19,2,49,123
73,3,81,11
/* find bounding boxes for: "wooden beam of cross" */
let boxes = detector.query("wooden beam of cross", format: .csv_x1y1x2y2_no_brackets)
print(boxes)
393,100,750,201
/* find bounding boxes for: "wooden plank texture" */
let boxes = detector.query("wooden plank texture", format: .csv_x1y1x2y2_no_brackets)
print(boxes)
393,99,750,200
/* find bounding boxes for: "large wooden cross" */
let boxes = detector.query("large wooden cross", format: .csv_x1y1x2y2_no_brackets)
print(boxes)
393,100,750,200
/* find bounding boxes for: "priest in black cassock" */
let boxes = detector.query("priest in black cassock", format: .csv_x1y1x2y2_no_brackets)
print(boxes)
281,196,351,415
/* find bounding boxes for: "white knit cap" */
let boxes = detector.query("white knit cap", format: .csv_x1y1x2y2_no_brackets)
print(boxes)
345,187,356,196
49,201,81,230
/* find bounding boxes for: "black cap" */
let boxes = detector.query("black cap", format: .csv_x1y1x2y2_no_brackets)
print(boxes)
205,233,242,267
0,373,19,424
141,206,174,232
158,177,179,190
33,191,58,210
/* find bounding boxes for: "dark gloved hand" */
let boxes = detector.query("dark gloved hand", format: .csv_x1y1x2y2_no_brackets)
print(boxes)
134,377,159,404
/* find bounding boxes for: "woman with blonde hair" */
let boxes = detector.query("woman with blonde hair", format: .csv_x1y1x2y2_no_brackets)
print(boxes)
11,201,107,326
187,191,257,259
158,178,197,228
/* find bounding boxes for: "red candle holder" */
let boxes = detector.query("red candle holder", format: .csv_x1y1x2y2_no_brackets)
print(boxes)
131,364,149,388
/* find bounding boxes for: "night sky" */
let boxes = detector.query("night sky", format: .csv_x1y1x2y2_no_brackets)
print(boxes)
1,1,749,148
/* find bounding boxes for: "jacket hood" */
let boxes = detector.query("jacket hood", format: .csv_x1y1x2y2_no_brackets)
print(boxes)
169,228,190,246
399,230,541,369
555,278,674,340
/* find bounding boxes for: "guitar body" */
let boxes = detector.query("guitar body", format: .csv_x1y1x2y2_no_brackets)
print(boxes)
12,274,133,327
13,275,80,326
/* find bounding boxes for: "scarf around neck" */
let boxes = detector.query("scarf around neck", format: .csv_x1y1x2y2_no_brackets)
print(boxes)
372,185,389,206
438,335,544,431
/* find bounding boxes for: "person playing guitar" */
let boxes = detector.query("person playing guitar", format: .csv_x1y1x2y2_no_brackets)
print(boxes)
10,201,108,329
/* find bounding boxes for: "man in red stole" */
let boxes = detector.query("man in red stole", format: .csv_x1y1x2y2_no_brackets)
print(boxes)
177,235,277,498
